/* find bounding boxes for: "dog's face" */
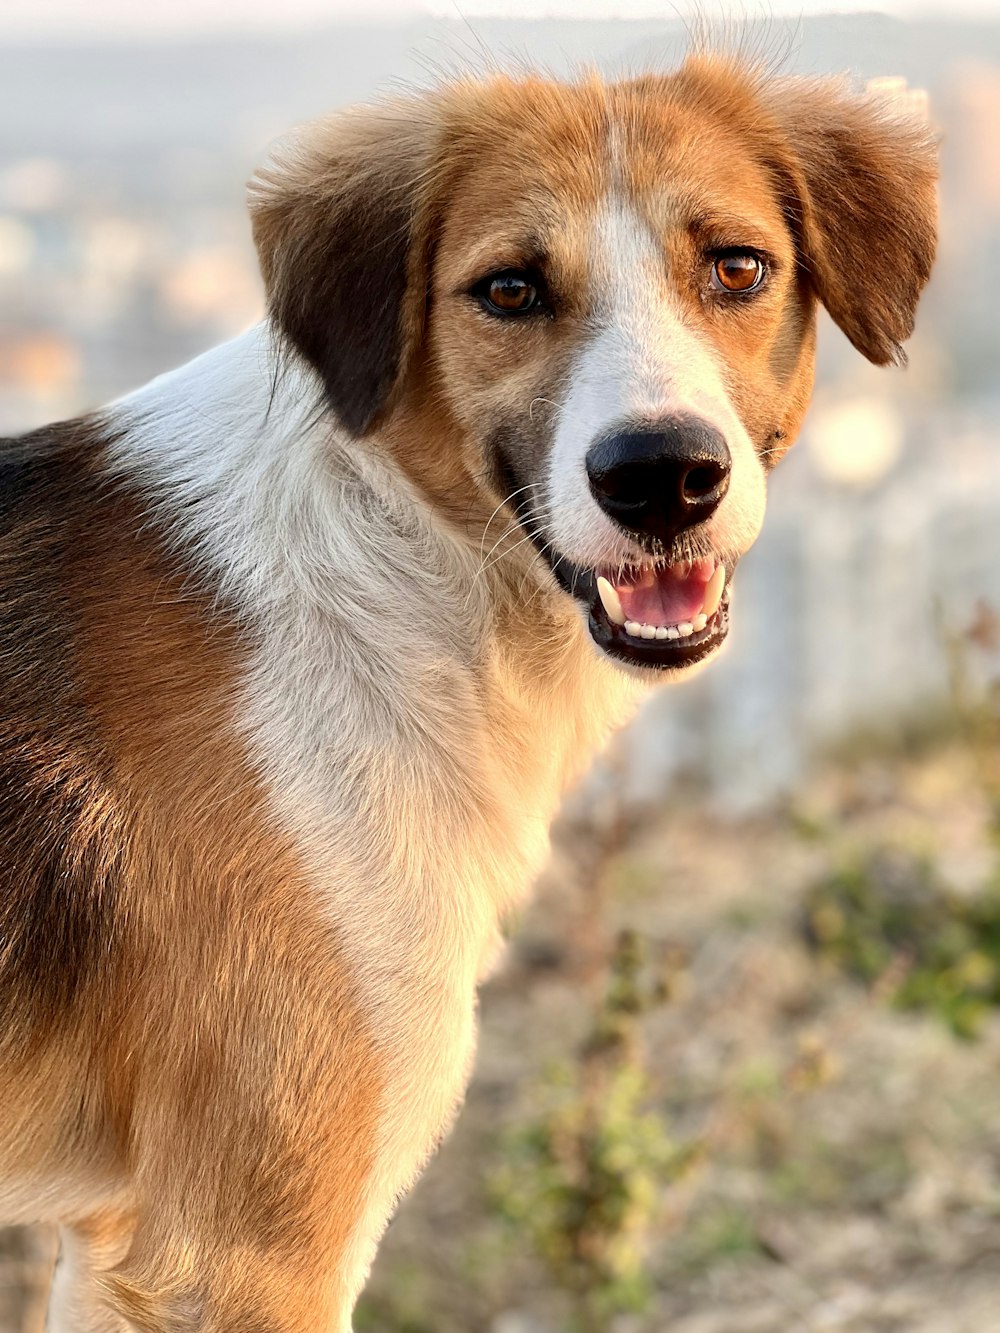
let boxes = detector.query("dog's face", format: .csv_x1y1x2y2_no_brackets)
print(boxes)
251,60,937,676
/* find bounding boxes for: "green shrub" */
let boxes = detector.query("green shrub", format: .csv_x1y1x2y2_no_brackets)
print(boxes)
805,849,1000,1038
490,931,696,1332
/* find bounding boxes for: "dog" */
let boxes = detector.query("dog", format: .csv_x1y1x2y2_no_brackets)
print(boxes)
0,55,936,1331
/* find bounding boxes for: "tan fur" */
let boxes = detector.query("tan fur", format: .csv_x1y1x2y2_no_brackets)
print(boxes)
0,58,936,1330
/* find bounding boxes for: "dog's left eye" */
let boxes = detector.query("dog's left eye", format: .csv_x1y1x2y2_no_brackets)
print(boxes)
710,251,766,294
474,271,543,317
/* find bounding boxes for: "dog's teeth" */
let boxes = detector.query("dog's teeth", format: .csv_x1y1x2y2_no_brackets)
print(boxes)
621,618,710,645
702,564,726,618
596,576,626,626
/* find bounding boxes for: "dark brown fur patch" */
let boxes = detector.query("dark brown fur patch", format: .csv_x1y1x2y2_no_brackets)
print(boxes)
0,421,128,1032
250,106,441,436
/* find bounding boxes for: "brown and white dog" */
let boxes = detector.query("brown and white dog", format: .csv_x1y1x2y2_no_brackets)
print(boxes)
0,57,936,1331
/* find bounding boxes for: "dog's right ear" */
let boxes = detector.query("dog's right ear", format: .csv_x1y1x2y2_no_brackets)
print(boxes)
249,102,439,437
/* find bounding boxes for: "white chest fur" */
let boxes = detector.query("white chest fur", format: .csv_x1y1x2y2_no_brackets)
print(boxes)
112,325,641,1303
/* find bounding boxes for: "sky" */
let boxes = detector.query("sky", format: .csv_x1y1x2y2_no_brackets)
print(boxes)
3,0,1000,41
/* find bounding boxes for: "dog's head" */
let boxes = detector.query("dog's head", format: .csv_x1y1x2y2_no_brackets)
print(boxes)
250,59,937,676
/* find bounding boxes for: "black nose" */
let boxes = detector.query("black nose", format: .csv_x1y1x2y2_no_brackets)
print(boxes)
586,417,731,546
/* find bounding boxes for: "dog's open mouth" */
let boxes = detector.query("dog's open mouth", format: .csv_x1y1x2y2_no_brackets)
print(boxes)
586,556,731,670
521,514,733,673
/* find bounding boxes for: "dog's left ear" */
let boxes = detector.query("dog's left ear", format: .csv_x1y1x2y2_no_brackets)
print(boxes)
249,100,439,436
764,78,938,366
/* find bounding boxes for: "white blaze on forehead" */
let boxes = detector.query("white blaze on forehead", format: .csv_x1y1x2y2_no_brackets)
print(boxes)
546,194,766,571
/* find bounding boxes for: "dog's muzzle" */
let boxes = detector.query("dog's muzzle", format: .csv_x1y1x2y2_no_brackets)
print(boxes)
564,417,733,670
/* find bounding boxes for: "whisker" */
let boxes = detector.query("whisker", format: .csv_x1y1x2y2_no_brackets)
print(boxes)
463,505,555,608
528,395,568,423
476,505,553,574
478,483,542,562
483,507,552,570
476,529,544,582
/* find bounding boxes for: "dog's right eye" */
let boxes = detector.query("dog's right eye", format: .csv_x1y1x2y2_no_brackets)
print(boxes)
473,271,544,317
710,251,766,294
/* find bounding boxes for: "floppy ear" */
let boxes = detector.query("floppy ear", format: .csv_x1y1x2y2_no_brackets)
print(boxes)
764,79,938,366
248,101,439,436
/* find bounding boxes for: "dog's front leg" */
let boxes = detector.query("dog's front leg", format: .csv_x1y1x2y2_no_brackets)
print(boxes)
65,994,456,1333
80,1099,384,1332
46,1211,134,1333
55,1190,369,1333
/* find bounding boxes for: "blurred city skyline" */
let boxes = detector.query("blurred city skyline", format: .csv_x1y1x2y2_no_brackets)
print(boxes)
5,0,1000,44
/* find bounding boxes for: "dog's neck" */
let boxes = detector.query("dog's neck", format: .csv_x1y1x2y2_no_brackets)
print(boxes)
111,325,643,911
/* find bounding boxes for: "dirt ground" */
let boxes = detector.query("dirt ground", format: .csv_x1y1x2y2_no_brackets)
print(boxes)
4,730,1000,1331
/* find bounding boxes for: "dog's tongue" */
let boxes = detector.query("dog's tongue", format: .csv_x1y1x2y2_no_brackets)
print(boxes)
613,557,716,626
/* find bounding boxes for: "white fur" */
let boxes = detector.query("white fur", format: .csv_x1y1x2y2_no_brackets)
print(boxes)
47,1226,131,1333
546,196,767,572
110,324,641,1318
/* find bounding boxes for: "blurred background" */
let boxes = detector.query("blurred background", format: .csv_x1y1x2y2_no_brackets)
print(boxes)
2,3,1000,1330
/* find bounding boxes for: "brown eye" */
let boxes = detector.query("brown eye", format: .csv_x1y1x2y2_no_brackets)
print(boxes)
478,271,542,316
711,252,765,294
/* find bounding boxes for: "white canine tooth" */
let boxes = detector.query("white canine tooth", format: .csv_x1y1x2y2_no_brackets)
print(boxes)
640,624,657,640
654,626,668,640
596,576,626,626
624,621,642,637
702,564,726,618
674,560,692,579
692,613,708,632
666,626,680,640
677,621,694,637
